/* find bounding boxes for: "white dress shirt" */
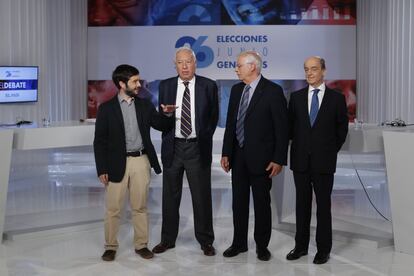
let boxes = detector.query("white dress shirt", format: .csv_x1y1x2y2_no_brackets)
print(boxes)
307,83,326,114
175,76,196,138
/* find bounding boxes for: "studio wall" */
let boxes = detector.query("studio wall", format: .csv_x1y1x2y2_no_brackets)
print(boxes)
0,0,87,124
87,0,357,123
357,0,414,124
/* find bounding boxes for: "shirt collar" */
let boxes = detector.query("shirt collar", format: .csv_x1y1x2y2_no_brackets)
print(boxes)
248,74,261,92
308,83,325,94
118,92,134,104
178,76,195,85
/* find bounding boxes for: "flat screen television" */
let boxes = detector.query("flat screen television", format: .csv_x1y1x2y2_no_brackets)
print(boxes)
0,66,38,103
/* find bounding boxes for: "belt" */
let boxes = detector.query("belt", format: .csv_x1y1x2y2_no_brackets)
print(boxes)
126,149,146,157
175,137,197,143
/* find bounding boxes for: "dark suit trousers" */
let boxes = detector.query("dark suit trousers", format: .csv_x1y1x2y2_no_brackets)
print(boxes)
231,145,272,250
161,140,214,246
293,171,334,253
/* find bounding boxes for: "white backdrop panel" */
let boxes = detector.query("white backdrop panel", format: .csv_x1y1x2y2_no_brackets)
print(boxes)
88,25,355,81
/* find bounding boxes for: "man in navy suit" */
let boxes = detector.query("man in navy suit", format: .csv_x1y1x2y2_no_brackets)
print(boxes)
221,51,289,261
152,46,219,256
94,64,175,261
286,56,348,264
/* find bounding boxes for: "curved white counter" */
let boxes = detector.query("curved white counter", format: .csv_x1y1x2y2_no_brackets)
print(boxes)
0,121,95,238
383,129,414,255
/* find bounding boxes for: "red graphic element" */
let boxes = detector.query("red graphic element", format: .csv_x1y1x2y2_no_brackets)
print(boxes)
296,0,356,25
326,79,356,121
88,79,156,118
88,0,150,26
87,80,118,118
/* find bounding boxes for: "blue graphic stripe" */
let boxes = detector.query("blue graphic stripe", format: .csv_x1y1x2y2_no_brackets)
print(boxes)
0,79,38,91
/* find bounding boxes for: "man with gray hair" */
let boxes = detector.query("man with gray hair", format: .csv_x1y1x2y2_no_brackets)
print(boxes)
221,51,289,261
153,46,219,256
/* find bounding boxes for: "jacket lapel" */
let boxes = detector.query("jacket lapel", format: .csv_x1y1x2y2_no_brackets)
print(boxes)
298,88,312,128
314,86,332,125
245,77,265,119
312,87,332,127
169,77,178,104
194,75,202,133
233,84,244,125
110,95,125,133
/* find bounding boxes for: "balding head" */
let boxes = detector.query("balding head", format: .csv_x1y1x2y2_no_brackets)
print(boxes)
304,56,326,70
304,56,326,88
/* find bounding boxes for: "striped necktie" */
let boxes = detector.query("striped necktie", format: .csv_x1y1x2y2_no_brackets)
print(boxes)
180,81,192,137
236,85,251,147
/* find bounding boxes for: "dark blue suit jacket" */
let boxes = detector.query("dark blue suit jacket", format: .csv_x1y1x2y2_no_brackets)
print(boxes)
158,75,219,168
288,86,349,174
222,76,289,175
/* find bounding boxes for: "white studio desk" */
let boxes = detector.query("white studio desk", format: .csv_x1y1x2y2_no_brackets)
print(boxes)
0,121,95,239
2,122,414,255
343,123,389,153
383,129,414,255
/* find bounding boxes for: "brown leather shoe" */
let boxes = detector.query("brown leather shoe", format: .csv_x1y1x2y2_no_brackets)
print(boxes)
101,250,116,261
135,247,154,259
201,244,216,256
152,242,175,254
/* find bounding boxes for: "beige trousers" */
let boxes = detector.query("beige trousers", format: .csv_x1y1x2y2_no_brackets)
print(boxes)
104,155,151,250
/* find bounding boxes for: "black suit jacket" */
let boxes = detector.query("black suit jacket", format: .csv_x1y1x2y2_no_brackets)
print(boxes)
94,95,173,182
288,86,348,174
158,75,219,168
222,76,289,174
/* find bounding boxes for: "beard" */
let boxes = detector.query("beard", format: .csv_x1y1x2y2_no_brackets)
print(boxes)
125,87,138,98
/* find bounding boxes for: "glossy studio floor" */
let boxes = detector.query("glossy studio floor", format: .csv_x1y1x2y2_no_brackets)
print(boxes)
1,140,414,276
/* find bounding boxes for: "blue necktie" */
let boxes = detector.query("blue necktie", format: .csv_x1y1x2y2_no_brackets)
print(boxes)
309,89,320,126
236,85,251,147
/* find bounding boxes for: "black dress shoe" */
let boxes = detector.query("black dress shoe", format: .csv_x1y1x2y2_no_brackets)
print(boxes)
152,242,175,254
201,244,216,256
256,248,271,261
101,250,116,261
286,248,308,260
313,252,330,264
222,246,248,257
135,247,154,259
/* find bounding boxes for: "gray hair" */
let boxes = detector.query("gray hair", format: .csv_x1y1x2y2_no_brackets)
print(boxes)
175,46,196,62
238,51,262,73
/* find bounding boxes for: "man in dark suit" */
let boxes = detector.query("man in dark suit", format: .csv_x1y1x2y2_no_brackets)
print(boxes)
221,51,289,261
286,56,348,264
94,64,175,261
152,46,218,256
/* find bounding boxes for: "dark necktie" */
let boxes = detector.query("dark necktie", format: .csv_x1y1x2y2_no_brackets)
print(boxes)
309,88,320,126
236,85,251,147
181,81,192,138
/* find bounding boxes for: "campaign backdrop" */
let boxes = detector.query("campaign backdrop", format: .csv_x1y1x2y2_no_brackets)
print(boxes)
87,0,356,122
